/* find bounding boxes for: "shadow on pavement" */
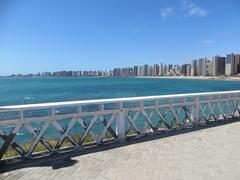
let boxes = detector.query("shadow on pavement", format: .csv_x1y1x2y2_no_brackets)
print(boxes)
40,157,78,170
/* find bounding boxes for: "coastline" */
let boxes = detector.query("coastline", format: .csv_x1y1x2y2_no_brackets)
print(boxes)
134,75,240,81
2,75,240,81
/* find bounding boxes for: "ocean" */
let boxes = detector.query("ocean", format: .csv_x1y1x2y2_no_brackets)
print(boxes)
1,77,240,146
1,77,240,106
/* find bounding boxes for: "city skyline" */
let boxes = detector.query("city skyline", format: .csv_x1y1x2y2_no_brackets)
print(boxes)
5,52,240,78
0,0,240,75
1,51,238,76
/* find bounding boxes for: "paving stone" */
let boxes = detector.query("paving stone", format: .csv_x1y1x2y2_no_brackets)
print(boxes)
2,122,240,179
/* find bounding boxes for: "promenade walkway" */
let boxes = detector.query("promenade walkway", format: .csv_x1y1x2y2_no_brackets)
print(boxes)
1,121,240,180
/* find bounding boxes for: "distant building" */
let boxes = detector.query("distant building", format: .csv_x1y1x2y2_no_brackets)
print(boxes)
235,54,240,74
152,64,160,76
159,63,164,76
208,60,213,76
186,64,191,76
196,58,208,76
137,66,141,76
127,68,133,76
197,58,204,76
191,60,197,76
204,59,210,76
225,53,236,76
181,64,191,76
42,72,52,77
168,64,173,74
212,56,225,76
113,68,121,76
163,65,168,75
139,66,145,76
13,54,240,78
144,65,148,76
133,66,138,76
181,64,187,76
148,65,153,76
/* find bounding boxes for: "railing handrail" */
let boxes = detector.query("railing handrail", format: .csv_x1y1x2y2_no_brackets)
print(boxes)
0,90,240,111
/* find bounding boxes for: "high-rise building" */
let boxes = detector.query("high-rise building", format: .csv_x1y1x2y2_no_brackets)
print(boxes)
191,60,197,76
235,54,240,74
181,64,191,76
159,63,164,76
163,65,168,75
144,64,148,76
197,58,203,76
208,60,213,76
196,57,208,76
205,60,211,76
139,66,145,76
186,64,191,76
133,66,138,76
148,65,153,76
212,56,225,76
119,67,133,76
168,64,173,73
152,64,160,76
137,66,141,76
225,53,236,75
181,64,187,76
113,68,121,76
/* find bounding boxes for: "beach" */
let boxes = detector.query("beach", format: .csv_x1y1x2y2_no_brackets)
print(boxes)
135,75,240,81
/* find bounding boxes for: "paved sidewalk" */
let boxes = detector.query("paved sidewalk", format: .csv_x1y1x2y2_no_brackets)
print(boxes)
1,122,240,180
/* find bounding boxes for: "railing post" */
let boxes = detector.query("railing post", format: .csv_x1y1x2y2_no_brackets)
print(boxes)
116,102,125,141
237,93,240,115
191,96,200,126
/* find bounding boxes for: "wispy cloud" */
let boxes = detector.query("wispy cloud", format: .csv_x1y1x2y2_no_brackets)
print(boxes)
160,7,174,19
160,1,209,19
202,39,215,44
183,1,208,17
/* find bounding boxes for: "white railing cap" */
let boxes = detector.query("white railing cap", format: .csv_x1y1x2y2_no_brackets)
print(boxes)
0,90,240,111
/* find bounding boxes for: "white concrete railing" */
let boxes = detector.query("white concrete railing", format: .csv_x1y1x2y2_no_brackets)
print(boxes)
0,90,240,162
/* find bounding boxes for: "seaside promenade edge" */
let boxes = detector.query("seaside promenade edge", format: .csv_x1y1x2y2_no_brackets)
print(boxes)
0,90,240,165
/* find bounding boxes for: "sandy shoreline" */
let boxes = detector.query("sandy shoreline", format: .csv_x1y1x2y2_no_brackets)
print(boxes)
134,76,240,81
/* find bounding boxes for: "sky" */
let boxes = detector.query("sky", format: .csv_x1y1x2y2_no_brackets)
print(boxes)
0,0,240,75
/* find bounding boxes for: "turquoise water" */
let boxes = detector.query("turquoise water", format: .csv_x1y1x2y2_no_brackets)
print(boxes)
1,77,240,146
1,77,240,106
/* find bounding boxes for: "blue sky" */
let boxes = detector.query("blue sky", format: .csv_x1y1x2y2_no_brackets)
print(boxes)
0,0,240,75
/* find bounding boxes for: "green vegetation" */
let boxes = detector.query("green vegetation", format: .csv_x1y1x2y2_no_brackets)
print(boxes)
3,125,184,159
3,133,114,159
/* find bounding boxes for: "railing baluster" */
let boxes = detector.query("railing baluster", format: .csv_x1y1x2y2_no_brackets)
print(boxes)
116,102,125,141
